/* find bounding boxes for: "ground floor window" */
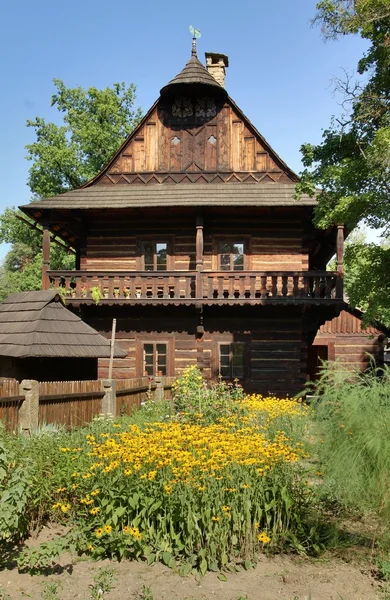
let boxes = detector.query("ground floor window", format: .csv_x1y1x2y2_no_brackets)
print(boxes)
143,342,168,376
219,343,244,379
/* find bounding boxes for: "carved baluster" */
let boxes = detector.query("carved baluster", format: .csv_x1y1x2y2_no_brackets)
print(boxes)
218,276,224,299
229,276,234,299
175,276,180,298
272,276,277,297
208,276,214,299
282,275,288,297
260,276,267,299
292,275,298,298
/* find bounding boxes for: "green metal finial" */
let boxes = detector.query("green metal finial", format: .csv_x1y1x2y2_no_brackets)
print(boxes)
189,25,201,55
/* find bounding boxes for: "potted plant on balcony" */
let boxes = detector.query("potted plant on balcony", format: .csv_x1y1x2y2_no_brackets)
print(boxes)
91,286,102,304
135,289,142,298
80,285,87,298
123,286,130,299
113,287,120,298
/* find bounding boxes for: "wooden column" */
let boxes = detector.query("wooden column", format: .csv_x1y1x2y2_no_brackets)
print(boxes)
336,224,344,298
195,214,204,298
42,217,51,290
336,224,344,274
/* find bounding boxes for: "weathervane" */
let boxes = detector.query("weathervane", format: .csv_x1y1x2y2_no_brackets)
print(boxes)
189,25,201,56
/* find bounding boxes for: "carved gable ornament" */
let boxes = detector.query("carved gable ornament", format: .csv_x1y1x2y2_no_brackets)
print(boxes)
172,97,193,118
195,97,216,118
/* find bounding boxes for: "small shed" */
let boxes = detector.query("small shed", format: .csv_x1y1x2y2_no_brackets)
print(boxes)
308,305,389,381
0,291,126,381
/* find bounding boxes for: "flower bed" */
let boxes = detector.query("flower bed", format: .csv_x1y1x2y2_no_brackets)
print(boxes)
47,374,314,572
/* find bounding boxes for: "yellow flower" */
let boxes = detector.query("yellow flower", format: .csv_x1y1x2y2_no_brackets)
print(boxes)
56,487,66,492
60,504,70,513
91,489,100,496
104,524,112,534
258,532,271,544
90,507,100,515
211,516,220,522
87,544,94,551
222,505,230,512
123,525,131,534
95,528,103,538
52,503,61,509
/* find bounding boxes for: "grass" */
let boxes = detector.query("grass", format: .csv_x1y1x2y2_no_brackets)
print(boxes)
311,362,390,519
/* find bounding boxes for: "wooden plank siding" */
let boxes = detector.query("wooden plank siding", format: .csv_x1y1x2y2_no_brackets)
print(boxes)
100,100,290,183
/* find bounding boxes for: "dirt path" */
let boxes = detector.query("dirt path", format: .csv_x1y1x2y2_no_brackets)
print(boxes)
0,553,380,600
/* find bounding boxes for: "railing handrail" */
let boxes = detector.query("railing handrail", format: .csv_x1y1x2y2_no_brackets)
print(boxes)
48,269,338,277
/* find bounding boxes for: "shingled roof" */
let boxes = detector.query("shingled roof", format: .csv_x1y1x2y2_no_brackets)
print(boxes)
160,52,225,96
0,291,127,359
20,183,316,213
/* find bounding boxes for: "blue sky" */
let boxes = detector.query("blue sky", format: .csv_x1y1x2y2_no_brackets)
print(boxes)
0,0,369,259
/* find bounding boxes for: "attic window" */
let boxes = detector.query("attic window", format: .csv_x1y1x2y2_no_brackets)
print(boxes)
208,135,217,145
171,136,181,146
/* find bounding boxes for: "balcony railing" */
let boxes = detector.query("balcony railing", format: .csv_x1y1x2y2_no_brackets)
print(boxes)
48,270,343,304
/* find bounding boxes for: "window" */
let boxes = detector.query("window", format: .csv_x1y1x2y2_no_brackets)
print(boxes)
143,342,167,376
142,242,168,271
219,343,244,379
219,242,244,271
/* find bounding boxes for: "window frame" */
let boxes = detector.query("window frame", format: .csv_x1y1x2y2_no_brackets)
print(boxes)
212,236,251,271
136,237,174,271
136,335,174,377
218,342,246,380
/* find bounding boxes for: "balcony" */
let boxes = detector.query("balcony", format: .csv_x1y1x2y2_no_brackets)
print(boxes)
48,270,343,305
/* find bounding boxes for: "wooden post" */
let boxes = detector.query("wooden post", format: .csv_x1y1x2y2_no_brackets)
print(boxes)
336,224,344,298
42,217,51,290
195,214,204,298
108,318,117,380
19,380,39,434
101,379,117,416
154,376,164,401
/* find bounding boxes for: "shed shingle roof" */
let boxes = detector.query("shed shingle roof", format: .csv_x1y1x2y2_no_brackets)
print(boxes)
20,183,316,212
0,291,127,359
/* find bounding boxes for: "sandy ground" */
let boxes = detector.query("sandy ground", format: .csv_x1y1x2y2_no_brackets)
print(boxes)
0,551,381,600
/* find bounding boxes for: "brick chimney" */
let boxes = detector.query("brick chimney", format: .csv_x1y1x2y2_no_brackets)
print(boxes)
205,52,229,88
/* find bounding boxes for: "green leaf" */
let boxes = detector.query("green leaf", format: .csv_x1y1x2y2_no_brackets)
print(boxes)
217,573,228,581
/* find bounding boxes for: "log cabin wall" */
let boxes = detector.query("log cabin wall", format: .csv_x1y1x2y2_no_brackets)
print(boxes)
81,305,308,395
80,210,309,273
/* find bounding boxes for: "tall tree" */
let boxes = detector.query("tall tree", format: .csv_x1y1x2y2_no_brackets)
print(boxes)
297,0,390,326
0,79,143,299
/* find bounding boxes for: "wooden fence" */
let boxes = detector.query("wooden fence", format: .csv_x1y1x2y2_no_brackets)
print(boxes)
0,376,174,432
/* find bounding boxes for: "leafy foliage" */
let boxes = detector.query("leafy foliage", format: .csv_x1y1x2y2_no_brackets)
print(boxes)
0,79,142,296
343,236,390,326
296,0,390,324
297,0,390,230
0,428,31,541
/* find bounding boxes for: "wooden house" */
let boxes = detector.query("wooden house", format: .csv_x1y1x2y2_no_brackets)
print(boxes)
20,41,345,394
0,291,126,381
308,305,389,381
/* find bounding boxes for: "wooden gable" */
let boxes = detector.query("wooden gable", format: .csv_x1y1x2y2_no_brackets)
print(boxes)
88,95,297,187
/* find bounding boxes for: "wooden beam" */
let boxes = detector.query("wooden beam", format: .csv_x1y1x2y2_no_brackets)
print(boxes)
42,218,51,290
195,214,204,298
336,224,344,275
16,214,76,255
